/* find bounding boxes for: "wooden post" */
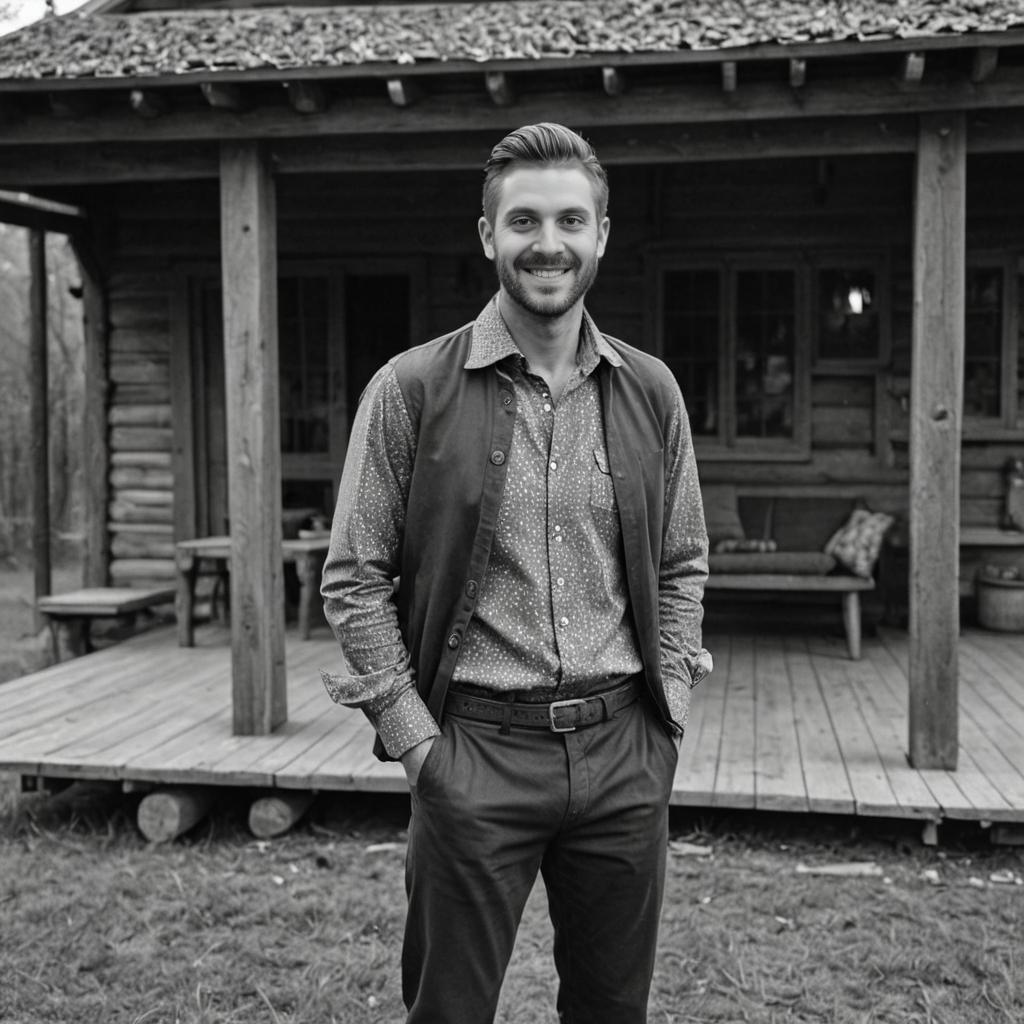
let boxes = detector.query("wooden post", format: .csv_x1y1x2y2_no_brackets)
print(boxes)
219,141,287,735
29,229,50,630
908,112,966,770
71,234,110,588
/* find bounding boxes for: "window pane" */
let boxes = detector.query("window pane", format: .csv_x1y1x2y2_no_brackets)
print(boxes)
817,267,880,361
735,269,796,439
964,267,1002,419
279,277,331,453
662,269,720,437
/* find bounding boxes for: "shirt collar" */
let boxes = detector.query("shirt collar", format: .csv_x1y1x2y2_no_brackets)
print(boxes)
464,295,623,372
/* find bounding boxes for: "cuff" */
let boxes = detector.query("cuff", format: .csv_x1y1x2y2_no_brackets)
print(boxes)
368,689,441,760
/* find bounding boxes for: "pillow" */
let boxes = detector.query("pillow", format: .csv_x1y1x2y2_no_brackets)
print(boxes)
825,509,894,578
702,485,745,544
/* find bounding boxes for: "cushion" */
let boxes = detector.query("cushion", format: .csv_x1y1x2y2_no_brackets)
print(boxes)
709,551,837,575
702,485,745,544
825,509,895,578
737,496,857,550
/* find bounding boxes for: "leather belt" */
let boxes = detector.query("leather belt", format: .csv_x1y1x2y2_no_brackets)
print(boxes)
444,676,643,734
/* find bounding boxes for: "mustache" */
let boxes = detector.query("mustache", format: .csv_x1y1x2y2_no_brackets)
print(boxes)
516,258,578,270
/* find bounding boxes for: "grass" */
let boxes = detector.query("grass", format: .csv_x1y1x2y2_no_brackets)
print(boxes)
1,774,1022,1024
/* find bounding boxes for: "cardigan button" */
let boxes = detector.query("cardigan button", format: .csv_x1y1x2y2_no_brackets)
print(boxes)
465,580,478,598
490,450,506,466
447,633,461,649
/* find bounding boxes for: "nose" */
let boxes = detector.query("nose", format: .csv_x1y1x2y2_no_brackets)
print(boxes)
532,220,565,256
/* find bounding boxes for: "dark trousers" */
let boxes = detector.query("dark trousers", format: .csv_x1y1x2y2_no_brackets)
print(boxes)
402,695,679,1024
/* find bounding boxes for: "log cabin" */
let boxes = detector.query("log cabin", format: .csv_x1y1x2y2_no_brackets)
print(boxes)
2,0,1024,771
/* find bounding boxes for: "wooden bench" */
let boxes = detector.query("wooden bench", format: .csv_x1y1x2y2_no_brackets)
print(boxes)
37,586,176,660
704,573,875,659
175,534,330,646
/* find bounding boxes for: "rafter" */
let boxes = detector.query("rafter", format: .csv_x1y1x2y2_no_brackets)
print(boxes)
485,71,515,107
602,67,626,97
971,47,999,84
721,61,737,93
386,77,423,108
130,89,170,119
903,52,926,83
201,82,247,111
284,81,326,114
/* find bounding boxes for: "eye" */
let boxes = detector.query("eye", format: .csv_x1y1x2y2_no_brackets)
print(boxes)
509,216,534,229
562,215,586,228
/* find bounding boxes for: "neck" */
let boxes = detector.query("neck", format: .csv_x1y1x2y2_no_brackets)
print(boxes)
497,291,584,384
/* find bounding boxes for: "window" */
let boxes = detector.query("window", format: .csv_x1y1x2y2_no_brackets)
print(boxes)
814,258,888,367
959,258,1023,434
654,257,809,459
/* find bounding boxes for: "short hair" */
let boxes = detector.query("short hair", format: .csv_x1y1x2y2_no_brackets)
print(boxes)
481,123,609,225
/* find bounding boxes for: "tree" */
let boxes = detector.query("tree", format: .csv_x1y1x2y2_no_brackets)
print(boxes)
0,223,85,562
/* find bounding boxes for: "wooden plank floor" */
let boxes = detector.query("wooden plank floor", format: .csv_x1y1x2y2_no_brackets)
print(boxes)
2,622,1024,824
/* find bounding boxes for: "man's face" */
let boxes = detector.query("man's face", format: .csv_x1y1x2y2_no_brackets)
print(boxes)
478,165,610,319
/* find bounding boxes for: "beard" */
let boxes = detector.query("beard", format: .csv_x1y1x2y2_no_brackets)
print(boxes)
495,250,600,319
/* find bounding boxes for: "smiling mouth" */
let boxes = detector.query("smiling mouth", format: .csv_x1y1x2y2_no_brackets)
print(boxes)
524,267,571,279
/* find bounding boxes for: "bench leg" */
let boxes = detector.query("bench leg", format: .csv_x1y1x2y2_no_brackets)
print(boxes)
294,551,322,640
842,591,862,660
176,551,198,647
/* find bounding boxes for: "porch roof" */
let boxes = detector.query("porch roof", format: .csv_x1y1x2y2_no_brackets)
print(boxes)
2,0,1024,83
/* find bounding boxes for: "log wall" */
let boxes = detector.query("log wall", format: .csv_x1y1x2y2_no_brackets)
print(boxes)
90,152,1024,583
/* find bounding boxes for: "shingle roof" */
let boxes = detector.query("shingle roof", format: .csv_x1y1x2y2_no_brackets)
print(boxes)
2,0,1024,81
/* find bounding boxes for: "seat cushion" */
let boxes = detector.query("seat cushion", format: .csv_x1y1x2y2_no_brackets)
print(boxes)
709,551,838,575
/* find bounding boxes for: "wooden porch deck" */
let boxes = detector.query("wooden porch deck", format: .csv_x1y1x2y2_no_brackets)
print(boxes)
2,622,1024,827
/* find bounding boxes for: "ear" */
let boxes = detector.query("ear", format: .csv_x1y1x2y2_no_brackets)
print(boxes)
596,216,610,259
478,216,496,261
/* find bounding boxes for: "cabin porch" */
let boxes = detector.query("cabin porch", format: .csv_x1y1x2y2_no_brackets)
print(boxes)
2,620,1022,838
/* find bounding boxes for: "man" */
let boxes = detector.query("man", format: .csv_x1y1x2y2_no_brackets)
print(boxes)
321,122,711,1024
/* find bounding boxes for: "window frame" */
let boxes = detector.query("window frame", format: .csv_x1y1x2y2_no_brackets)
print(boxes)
810,251,891,372
962,252,1020,437
649,252,811,462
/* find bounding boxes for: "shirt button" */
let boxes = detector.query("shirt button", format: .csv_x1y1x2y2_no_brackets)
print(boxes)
447,633,461,649
559,617,569,627
490,450,506,466
554,525,561,532
543,403,552,412
549,460,557,471
555,535,563,544
556,577,565,586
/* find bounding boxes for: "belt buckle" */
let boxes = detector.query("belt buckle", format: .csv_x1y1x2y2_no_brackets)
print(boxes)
548,697,588,733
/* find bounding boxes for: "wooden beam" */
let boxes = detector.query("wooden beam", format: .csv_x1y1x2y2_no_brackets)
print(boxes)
789,59,807,89
219,140,287,736
903,52,926,84
284,81,326,114
602,67,626,97
971,47,999,84
386,77,423,108
908,112,966,771
29,229,51,629
202,82,247,111
485,71,514,107
129,89,170,119
70,231,111,588
0,193,86,235
4,69,1024,146
721,61,737,93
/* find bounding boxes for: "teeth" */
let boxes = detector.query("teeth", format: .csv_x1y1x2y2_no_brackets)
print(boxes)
528,269,568,278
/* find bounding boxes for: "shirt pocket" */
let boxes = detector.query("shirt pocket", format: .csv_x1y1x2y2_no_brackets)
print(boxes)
590,447,617,512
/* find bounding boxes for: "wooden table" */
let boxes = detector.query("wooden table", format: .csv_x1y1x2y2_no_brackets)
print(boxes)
37,586,176,660
175,535,330,646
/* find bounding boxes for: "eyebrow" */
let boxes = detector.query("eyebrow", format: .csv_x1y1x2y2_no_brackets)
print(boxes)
502,205,592,222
